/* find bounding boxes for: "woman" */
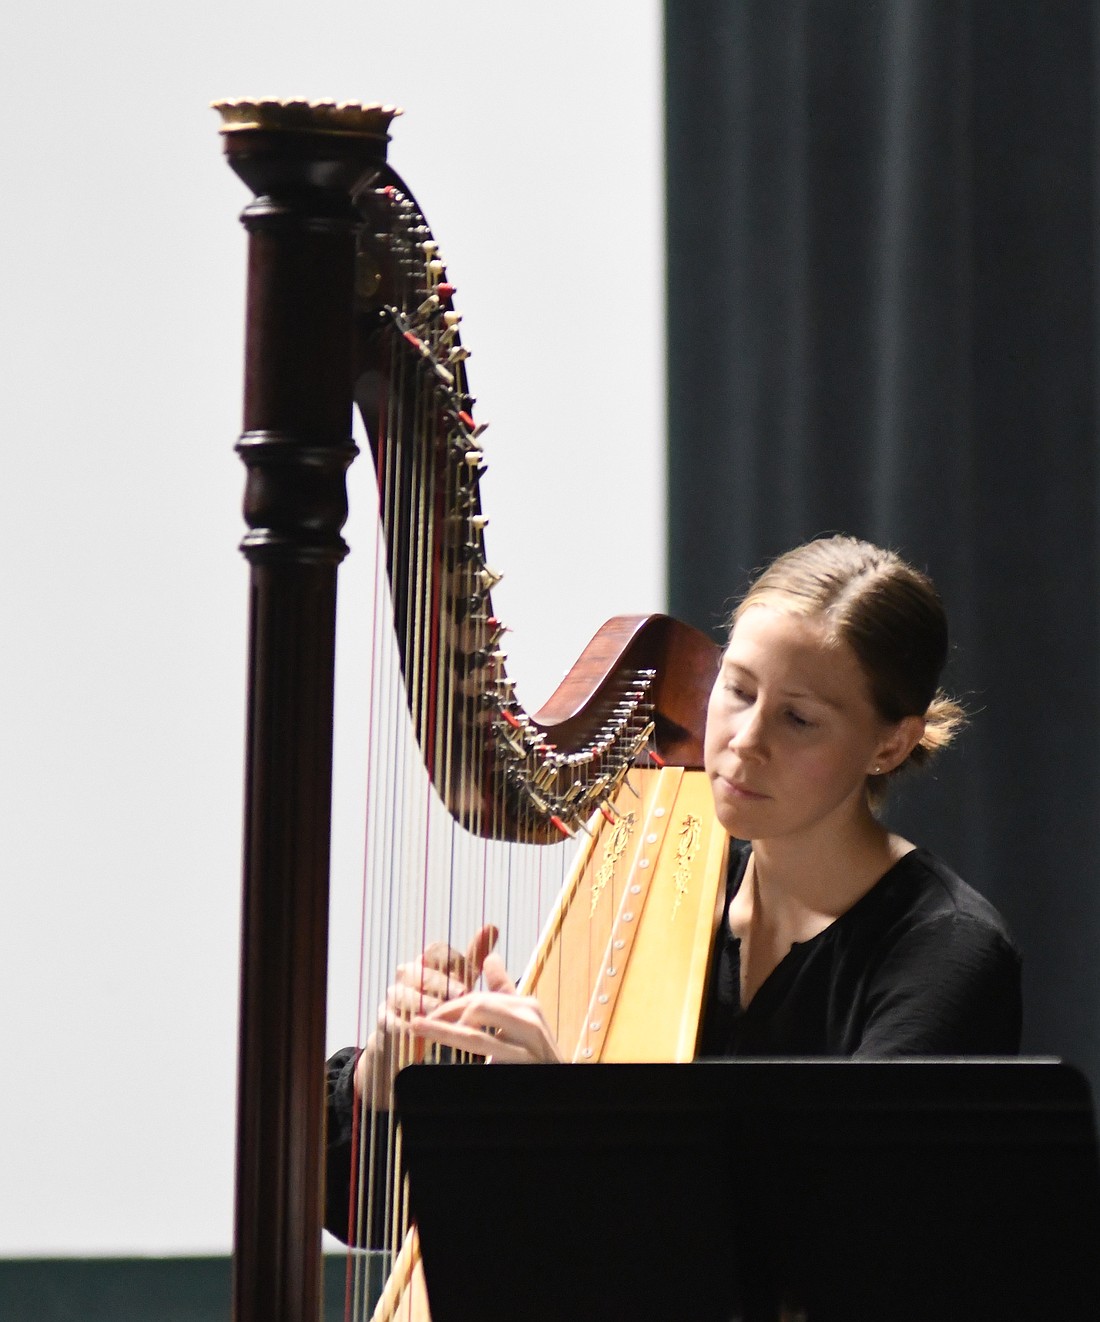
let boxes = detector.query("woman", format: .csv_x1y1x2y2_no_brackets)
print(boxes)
326,536,1021,1225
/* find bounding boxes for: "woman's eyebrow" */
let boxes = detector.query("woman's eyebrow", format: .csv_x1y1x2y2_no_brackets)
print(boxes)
722,658,758,680
725,660,841,708
780,687,840,708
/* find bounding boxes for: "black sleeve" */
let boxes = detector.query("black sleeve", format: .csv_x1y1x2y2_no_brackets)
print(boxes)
853,915,1023,1057
325,1048,403,1248
324,1047,362,1243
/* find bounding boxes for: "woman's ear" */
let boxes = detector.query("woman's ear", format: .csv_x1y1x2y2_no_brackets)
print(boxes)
872,715,926,775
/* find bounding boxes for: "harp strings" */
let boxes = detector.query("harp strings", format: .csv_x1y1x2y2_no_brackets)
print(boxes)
342,180,677,1317
341,218,577,1316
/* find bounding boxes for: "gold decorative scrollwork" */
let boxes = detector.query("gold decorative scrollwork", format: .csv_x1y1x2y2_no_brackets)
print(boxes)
671,814,702,919
590,812,635,916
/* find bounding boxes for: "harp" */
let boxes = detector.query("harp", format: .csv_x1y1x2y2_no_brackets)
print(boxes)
215,99,725,1322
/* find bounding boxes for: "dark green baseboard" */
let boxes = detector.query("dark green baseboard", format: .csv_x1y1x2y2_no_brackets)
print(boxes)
0,1253,386,1322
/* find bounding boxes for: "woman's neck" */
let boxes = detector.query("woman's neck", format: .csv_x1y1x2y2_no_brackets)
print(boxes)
735,809,913,945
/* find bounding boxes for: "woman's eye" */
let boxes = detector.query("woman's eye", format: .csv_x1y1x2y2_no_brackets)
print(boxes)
726,683,752,702
786,709,814,729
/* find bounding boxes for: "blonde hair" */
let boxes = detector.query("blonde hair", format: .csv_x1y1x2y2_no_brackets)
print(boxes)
734,536,966,796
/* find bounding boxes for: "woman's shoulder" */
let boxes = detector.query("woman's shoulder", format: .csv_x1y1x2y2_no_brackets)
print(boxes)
868,847,1018,951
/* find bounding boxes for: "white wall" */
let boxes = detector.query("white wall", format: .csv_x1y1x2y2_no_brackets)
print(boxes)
0,3,664,1254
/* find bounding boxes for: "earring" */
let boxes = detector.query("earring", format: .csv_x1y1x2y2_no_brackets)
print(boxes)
872,765,882,775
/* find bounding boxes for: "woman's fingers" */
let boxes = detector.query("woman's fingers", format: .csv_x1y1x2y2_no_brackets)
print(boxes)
408,1018,537,1063
392,961,467,1004
380,984,443,1026
362,926,510,1102
378,928,503,1035
410,991,562,1064
481,951,516,995
464,924,500,985
419,923,499,988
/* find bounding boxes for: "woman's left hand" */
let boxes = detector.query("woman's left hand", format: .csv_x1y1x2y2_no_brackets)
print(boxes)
409,953,563,1064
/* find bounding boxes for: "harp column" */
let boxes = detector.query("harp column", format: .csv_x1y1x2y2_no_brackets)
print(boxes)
216,101,397,1322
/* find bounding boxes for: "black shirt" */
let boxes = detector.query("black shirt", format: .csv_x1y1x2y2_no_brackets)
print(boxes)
326,845,1022,1240
698,844,1022,1057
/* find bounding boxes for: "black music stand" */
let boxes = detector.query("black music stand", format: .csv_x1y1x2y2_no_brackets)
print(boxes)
394,1059,1100,1321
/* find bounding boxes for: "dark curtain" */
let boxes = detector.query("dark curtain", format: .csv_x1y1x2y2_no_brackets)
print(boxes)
666,1,1100,1089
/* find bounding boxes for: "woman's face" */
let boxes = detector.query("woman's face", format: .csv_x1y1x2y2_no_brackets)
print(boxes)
704,604,901,846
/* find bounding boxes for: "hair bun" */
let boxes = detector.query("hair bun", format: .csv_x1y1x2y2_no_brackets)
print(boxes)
907,690,968,769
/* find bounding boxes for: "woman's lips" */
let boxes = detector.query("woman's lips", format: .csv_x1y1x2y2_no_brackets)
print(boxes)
716,775,768,800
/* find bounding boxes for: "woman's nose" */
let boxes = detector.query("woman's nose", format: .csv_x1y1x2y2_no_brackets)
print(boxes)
730,704,765,754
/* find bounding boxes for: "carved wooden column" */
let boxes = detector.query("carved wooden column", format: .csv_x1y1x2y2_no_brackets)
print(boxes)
215,99,396,1322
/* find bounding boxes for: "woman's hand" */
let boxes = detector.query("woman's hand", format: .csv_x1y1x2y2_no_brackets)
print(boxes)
410,952,563,1064
355,923,501,1104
